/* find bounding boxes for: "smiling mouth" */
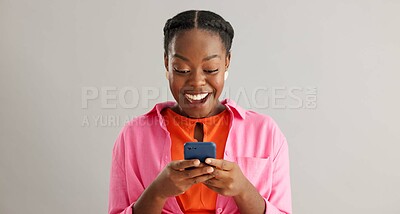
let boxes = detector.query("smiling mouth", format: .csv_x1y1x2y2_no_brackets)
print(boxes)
184,93,210,103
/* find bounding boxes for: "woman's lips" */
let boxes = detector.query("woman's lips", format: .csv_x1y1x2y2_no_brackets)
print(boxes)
184,93,210,103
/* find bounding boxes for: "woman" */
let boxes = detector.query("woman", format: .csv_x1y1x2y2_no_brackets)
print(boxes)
109,10,292,214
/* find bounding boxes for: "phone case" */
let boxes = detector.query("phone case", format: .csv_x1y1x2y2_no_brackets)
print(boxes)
184,142,216,163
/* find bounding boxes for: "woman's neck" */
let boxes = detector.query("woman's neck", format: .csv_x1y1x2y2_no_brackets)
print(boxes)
170,102,226,119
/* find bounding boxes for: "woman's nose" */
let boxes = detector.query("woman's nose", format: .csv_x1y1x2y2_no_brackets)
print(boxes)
188,70,206,87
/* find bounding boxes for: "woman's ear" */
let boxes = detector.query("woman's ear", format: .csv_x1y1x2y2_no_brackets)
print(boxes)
164,52,169,72
225,51,231,70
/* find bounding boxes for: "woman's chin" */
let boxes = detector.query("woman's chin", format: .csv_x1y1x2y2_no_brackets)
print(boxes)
180,106,211,118
177,94,215,118
181,104,216,118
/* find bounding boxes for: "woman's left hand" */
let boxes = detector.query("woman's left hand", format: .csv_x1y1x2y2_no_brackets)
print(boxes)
203,158,250,197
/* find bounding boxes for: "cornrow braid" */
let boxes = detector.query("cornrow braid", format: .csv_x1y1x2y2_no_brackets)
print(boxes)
163,10,234,54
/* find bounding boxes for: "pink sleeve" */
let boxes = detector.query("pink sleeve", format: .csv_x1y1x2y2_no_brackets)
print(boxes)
108,127,142,214
264,137,292,214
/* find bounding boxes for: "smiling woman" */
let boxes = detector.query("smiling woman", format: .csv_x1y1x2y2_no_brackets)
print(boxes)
108,10,292,214
166,28,229,119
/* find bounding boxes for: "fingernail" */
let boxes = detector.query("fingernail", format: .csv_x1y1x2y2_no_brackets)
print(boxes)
194,160,200,165
207,167,214,173
205,159,211,164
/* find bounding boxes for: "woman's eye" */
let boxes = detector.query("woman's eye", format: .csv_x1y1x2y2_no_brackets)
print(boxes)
173,68,190,73
204,69,219,73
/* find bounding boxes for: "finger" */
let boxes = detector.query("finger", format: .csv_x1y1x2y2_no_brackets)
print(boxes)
170,159,200,171
205,158,234,171
210,168,230,180
203,182,223,192
189,173,215,184
203,177,225,189
198,162,207,167
180,166,214,179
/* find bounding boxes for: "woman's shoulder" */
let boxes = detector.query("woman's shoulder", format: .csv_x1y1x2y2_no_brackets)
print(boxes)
113,101,175,147
122,101,175,128
243,110,277,125
224,99,279,126
224,99,286,139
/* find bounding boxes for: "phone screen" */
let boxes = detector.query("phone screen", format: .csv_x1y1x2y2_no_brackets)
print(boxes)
184,142,216,163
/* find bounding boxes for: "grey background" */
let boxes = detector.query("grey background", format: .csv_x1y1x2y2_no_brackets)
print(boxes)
1,0,399,213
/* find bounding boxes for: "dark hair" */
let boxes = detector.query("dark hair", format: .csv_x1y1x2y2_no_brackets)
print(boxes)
163,10,234,54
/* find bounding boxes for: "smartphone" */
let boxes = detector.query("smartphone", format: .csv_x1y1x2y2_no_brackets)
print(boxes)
184,142,216,163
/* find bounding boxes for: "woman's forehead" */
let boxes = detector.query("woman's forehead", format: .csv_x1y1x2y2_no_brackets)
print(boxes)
169,29,225,57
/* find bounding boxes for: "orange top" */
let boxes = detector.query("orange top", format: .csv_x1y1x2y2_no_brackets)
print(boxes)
162,108,230,214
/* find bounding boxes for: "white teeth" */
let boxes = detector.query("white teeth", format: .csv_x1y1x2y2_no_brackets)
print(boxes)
185,93,208,101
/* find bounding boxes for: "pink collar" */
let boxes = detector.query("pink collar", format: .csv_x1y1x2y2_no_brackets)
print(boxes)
144,98,246,120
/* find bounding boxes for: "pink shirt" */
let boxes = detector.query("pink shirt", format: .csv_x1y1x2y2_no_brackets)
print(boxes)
108,99,292,214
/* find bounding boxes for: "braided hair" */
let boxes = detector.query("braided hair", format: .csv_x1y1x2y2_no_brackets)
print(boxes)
163,10,234,55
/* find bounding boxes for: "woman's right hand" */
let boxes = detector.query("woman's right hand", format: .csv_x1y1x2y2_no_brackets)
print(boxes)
152,159,215,199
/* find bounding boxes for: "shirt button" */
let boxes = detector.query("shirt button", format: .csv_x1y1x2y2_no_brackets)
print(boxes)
217,208,223,213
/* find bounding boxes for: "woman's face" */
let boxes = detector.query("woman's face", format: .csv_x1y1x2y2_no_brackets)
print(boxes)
165,28,230,118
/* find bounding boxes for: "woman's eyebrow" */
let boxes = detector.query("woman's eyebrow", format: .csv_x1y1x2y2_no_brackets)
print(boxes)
172,54,221,62
202,54,220,61
173,53,189,61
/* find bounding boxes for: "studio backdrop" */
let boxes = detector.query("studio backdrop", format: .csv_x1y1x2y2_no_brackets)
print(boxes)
1,0,399,213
